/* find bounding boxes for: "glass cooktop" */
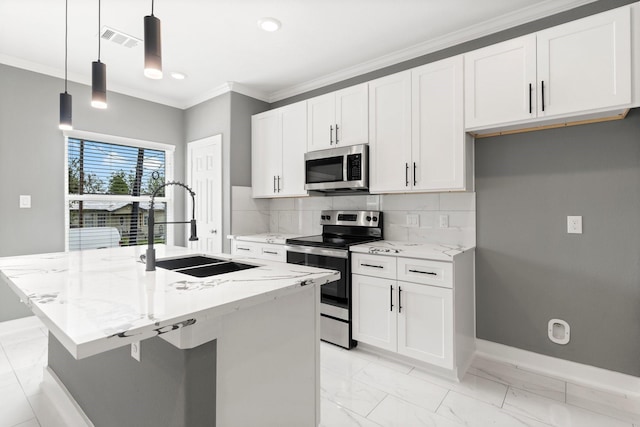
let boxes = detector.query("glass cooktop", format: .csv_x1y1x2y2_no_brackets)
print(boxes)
286,234,381,249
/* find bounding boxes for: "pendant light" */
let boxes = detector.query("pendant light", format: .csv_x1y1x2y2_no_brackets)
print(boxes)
144,0,162,79
59,0,72,130
91,0,107,109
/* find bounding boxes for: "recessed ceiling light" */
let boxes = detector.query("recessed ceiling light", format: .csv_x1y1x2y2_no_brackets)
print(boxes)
170,72,187,80
258,17,281,32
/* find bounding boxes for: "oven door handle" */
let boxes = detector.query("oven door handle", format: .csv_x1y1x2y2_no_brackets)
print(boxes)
285,245,349,259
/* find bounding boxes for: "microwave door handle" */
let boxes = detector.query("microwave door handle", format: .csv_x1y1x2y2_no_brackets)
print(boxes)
343,155,349,183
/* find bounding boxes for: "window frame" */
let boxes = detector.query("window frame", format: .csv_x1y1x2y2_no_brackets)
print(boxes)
63,129,176,251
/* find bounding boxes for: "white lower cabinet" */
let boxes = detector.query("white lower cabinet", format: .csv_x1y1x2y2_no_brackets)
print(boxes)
231,240,286,263
352,251,473,378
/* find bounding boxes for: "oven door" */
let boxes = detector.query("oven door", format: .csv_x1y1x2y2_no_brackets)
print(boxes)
285,245,349,308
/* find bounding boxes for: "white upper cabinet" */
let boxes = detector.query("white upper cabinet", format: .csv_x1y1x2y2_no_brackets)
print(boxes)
465,6,631,130
536,6,631,118
464,35,537,128
307,83,368,152
368,70,412,193
252,101,307,198
369,56,466,194
412,56,465,192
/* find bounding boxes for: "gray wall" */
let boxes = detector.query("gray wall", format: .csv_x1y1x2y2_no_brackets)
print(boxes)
184,92,268,253
475,108,640,376
0,63,183,321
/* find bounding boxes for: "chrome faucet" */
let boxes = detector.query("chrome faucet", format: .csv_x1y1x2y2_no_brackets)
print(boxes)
145,181,198,271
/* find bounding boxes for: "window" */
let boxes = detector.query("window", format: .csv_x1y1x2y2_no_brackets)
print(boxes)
65,131,174,251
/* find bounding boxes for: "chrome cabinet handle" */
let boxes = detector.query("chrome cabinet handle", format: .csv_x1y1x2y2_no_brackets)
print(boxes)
273,176,276,192
335,124,339,144
398,286,402,313
390,285,394,311
237,247,251,251
361,263,383,269
330,125,333,144
263,250,278,255
277,175,281,192
408,269,437,276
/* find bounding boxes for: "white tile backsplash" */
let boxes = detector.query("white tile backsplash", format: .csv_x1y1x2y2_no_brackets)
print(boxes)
233,189,476,246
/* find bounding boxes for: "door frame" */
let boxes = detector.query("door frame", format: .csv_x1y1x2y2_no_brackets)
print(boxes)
186,134,223,252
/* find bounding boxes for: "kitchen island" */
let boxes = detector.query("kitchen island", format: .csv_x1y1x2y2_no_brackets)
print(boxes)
0,245,339,427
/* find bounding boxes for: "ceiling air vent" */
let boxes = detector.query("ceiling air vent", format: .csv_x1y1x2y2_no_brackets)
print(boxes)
100,26,141,49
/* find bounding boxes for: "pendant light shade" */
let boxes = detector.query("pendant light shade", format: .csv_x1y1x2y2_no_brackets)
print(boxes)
144,13,162,79
59,0,72,130
91,60,107,108
59,92,73,131
91,0,107,108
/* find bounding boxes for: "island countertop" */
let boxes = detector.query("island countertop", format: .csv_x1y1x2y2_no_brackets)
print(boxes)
0,245,339,359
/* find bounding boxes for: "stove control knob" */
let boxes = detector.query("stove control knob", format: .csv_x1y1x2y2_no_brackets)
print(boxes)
366,216,372,222
372,216,378,222
321,215,326,220
326,215,331,220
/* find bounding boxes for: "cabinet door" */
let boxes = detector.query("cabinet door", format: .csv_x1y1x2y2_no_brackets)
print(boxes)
279,102,308,197
352,274,397,352
412,56,465,191
368,71,412,193
397,281,453,369
335,83,369,147
251,110,282,198
464,35,537,128
537,6,631,117
307,93,335,152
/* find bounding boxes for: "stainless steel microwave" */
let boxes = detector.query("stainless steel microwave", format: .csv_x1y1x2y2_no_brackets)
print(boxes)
304,144,368,192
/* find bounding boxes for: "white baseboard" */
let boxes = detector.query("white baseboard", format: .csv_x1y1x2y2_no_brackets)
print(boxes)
43,367,94,427
475,339,640,397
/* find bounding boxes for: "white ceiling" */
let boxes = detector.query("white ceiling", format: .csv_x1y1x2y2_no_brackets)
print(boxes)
0,0,598,109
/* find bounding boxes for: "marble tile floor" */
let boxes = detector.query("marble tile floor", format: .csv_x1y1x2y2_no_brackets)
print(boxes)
0,318,638,427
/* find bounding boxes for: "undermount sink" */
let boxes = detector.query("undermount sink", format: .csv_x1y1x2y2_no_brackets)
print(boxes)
156,255,259,278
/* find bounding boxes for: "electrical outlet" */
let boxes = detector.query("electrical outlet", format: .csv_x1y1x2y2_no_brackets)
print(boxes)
131,342,141,361
406,214,419,227
439,214,449,228
567,216,582,234
19,195,31,209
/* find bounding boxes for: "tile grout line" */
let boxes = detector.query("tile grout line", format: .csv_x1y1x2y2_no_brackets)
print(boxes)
363,392,389,419
434,389,450,414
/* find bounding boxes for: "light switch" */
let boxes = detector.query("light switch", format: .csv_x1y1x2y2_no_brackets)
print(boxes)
19,195,31,209
567,216,582,234
406,214,419,227
439,214,449,228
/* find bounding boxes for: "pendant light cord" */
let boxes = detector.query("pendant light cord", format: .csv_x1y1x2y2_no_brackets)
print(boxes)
64,0,68,92
151,0,154,16
97,0,101,61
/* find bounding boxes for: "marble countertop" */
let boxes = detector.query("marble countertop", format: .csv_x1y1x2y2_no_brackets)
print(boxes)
0,245,339,359
350,240,475,261
227,233,306,245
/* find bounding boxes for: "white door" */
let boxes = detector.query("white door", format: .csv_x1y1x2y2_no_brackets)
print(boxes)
397,281,453,369
335,83,369,147
307,92,335,152
536,6,631,118
368,70,412,193
279,102,308,197
187,135,222,254
464,35,537,128
251,110,281,197
352,274,397,352
412,56,465,192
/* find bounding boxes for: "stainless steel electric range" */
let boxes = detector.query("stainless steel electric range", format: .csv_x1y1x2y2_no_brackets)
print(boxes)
285,210,383,349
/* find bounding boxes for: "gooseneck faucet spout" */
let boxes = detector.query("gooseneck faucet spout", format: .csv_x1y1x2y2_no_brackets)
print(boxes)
146,181,198,271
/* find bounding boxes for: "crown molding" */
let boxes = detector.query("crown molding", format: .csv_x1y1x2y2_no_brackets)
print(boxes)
268,0,599,102
185,81,270,108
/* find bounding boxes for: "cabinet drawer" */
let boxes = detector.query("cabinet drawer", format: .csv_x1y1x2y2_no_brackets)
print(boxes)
260,244,286,262
397,258,452,288
232,241,259,257
352,253,396,280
